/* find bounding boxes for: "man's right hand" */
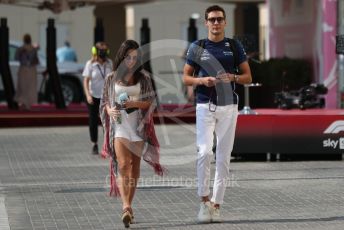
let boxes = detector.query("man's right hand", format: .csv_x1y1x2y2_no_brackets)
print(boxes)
201,77,217,87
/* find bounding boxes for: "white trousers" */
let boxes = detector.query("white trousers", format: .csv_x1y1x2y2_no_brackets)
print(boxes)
196,103,238,205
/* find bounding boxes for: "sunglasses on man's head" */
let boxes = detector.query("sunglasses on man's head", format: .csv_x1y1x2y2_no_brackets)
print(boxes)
207,17,225,24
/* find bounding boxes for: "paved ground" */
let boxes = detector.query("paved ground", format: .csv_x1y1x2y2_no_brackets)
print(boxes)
0,125,344,230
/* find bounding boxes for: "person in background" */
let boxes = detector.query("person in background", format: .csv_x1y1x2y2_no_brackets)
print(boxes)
82,41,112,155
14,33,39,110
100,40,164,228
183,5,252,223
56,40,77,62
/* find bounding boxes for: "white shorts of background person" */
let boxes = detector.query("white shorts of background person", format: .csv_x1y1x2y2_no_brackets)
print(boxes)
196,103,238,204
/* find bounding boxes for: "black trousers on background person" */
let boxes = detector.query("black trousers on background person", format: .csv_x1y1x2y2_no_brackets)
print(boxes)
87,97,101,144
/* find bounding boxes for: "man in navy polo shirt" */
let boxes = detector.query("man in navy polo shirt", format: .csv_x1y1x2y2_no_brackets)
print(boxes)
183,5,252,223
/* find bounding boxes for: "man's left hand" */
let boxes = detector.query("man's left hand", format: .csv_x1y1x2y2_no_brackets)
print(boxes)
216,73,233,83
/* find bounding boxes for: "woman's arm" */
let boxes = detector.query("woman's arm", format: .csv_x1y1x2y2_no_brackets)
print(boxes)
101,74,121,121
83,77,93,104
123,100,151,110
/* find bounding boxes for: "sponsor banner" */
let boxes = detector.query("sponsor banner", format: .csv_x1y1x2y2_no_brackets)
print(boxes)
234,117,344,154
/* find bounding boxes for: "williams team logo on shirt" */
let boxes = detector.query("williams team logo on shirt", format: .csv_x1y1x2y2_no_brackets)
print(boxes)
200,50,210,61
223,51,233,56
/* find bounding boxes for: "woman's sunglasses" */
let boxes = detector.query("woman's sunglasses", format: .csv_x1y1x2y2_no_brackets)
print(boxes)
125,55,138,61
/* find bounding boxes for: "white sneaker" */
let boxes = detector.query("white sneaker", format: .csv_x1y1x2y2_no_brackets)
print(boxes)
197,201,212,223
211,207,222,223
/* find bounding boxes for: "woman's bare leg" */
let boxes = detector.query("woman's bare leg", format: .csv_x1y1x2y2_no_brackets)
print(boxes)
128,141,144,205
115,138,132,210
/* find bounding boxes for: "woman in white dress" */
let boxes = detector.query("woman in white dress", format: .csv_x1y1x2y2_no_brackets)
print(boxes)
100,40,164,228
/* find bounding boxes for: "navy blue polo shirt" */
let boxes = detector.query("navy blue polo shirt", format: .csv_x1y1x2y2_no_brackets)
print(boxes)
185,38,247,105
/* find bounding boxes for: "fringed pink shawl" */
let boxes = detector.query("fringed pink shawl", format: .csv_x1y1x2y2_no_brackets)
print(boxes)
99,70,165,197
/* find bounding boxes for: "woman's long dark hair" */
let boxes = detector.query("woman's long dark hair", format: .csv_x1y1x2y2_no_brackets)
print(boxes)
113,40,143,84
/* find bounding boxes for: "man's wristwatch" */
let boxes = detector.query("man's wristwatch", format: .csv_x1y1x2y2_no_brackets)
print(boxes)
234,74,239,83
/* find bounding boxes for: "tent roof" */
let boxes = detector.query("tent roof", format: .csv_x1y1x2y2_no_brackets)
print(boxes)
0,0,148,13
0,0,265,14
